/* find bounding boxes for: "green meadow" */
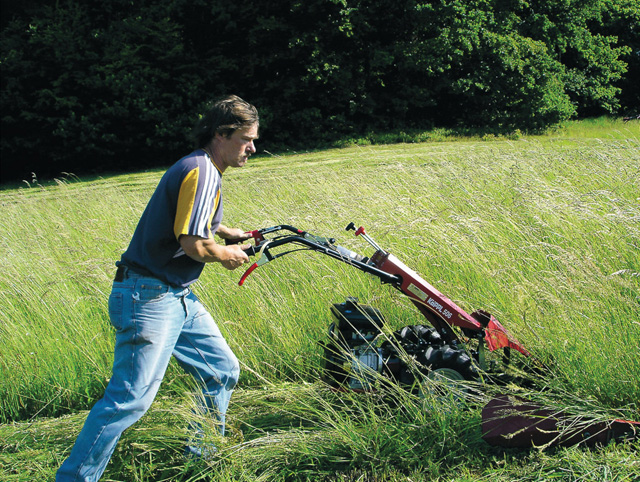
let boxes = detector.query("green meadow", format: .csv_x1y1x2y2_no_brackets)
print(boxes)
1,119,639,481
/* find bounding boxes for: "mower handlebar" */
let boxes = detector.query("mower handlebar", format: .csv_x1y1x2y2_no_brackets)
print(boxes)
236,224,400,286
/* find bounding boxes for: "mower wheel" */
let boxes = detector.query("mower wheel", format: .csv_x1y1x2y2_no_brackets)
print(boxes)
414,345,478,402
419,366,470,404
396,325,442,346
395,344,477,389
418,344,477,381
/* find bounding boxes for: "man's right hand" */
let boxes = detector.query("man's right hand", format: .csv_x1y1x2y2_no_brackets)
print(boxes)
220,244,251,270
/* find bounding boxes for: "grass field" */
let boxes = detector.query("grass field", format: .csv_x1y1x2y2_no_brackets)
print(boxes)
1,119,639,481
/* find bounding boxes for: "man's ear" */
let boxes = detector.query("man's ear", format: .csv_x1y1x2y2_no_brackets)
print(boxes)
214,131,229,142
210,132,223,147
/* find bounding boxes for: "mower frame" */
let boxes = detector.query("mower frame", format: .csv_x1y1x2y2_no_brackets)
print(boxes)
237,223,529,359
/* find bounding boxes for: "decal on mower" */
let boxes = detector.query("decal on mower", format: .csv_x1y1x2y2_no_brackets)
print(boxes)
408,282,454,320
426,296,453,320
407,283,428,301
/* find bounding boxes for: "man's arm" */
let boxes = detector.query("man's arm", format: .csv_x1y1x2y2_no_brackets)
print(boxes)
179,234,249,270
215,224,251,242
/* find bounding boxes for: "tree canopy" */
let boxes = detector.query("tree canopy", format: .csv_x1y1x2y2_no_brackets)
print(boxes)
1,0,636,182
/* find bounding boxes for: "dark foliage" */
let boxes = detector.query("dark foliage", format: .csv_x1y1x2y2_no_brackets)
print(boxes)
0,0,635,182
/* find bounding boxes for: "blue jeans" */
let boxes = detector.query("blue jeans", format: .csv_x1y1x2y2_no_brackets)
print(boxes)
56,269,240,482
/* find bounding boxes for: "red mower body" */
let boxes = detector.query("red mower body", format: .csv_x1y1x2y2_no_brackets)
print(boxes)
370,251,530,357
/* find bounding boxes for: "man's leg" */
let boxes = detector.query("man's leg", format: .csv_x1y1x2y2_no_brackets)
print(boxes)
57,279,187,482
174,290,240,447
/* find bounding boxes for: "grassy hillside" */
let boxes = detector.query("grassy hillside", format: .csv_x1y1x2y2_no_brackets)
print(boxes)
1,120,639,480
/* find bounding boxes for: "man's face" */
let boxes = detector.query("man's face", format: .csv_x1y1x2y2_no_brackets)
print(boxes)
215,123,259,172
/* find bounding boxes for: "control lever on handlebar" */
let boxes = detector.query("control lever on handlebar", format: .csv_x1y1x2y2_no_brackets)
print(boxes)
239,262,259,286
238,242,271,286
346,222,385,253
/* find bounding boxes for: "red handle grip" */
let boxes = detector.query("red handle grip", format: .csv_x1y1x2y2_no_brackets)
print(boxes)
238,262,258,286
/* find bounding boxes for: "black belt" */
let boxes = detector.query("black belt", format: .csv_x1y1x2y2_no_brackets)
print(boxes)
114,265,127,282
114,265,163,284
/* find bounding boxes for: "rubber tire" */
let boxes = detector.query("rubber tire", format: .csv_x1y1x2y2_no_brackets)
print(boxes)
395,324,443,346
417,344,477,381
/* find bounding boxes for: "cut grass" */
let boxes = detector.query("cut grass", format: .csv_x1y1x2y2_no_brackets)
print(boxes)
1,383,638,481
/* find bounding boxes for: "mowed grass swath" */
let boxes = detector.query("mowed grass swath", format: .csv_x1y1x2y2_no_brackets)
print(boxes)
1,122,639,481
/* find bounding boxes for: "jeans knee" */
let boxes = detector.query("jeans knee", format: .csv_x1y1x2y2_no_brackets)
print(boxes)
197,350,239,392
129,396,155,416
226,352,240,390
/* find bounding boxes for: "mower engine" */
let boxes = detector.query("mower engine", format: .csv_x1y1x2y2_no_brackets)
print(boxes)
323,298,392,390
323,297,481,391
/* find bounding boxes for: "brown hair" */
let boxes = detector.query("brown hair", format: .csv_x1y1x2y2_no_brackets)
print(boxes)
192,95,259,148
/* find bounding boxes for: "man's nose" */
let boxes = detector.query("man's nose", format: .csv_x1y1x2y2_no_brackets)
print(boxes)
247,141,256,153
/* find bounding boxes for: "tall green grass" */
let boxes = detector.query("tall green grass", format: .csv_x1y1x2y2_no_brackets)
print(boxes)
1,124,639,480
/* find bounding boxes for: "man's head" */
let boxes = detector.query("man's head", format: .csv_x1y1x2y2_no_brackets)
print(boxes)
193,95,259,148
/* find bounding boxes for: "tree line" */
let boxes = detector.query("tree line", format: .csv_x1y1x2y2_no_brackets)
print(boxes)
1,0,638,182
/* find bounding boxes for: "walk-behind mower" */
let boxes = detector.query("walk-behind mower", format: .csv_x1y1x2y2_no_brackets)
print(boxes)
235,223,640,448
236,223,531,393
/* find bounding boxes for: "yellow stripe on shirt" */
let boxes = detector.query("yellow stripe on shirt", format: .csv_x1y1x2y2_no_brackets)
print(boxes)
174,167,199,239
207,189,221,234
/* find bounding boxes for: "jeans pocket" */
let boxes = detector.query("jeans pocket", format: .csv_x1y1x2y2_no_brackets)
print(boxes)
136,283,170,303
109,292,124,330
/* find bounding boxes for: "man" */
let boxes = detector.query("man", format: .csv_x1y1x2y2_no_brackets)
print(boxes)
57,95,259,481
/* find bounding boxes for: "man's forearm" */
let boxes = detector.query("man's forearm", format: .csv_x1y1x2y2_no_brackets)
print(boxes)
215,224,234,239
180,234,249,269
181,235,228,263
216,224,249,241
